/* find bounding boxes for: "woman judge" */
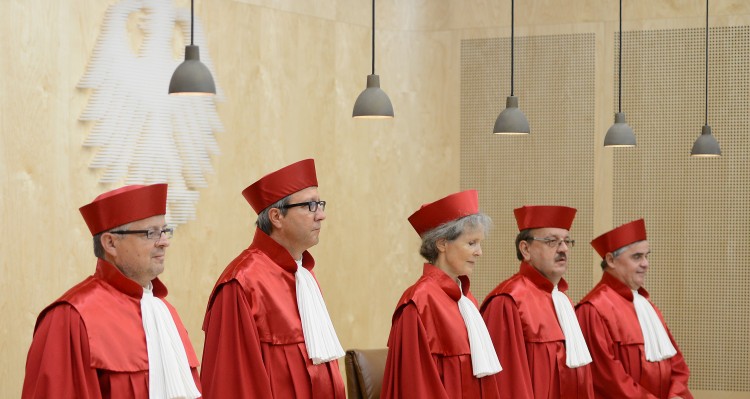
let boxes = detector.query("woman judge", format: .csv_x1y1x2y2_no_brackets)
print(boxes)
380,190,502,398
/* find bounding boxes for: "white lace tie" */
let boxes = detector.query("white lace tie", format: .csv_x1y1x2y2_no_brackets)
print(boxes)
141,285,201,399
551,285,592,368
296,262,345,364
632,290,677,361
456,281,502,377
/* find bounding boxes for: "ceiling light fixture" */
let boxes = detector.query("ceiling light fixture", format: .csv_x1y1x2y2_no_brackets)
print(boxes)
169,0,216,95
353,0,393,119
493,0,529,135
604,0,636,147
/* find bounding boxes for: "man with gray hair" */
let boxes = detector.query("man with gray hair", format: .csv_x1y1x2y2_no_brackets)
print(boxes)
576,219,692,398
201,159,345,398
23,184,201,399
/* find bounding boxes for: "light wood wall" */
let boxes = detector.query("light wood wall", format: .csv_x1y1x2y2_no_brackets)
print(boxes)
2,1,749,398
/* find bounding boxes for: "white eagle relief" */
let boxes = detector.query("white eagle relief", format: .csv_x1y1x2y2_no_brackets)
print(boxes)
78,0,224,225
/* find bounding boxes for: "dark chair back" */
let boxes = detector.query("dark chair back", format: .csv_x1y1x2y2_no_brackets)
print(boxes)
345,348,388,399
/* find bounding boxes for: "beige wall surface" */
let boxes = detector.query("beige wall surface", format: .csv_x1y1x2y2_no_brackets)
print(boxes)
2,0,750,398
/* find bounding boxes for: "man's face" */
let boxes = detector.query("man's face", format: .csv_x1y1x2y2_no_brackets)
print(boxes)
607,240,650,290
520,227,571,285
278,186,326,254
106,215,170,287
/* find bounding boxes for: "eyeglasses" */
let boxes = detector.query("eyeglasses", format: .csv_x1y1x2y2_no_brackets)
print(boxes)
110,227,174,240
282,200,326,212
529,237,575,248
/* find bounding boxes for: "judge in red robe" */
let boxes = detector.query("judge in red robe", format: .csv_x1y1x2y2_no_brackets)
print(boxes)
480,205,594,399
576,219,692,399
22,184,201,399
381,190,502,399
201,159,345,398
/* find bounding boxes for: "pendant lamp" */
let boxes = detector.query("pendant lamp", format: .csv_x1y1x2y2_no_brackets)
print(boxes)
604,0,636,147
493,0,529,135
353,0,393,119
169,0,216,95
691,0,721,157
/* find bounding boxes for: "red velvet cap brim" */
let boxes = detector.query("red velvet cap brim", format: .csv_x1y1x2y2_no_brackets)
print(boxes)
590,219,647,258
79,184,168,235
242,159,318,214
408,190,479,236
513,205,577,231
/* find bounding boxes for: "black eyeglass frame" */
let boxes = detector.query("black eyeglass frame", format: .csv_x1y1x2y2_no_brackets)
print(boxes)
528,237,575,248
281,200,326,212
109,227,174,240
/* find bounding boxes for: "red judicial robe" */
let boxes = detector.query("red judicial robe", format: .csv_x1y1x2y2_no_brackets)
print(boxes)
381,263,501,399
22,259,201,399
201,229,345,399
480,262,594,399
575,272,692,399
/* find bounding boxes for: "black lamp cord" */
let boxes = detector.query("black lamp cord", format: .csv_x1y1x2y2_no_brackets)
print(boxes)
371,0,376,75
510,0,515,97
190,0,195,46
618,0,622,113
705,0,709,126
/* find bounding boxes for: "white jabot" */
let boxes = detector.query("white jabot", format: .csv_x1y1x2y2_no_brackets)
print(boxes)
295,260,345,364
551,285,592,368
632,290,677,362
141,285,201,399
456,281,502,377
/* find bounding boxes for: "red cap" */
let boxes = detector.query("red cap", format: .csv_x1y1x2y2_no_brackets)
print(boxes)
79,184,168,235
242,159,318,214
590,219,647,258
513,205,576,231
408,190,479,236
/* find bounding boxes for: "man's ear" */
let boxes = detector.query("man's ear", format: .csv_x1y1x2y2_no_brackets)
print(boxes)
268,207,284,229
101,233,118,258
519,240,531,261
605,253,616,269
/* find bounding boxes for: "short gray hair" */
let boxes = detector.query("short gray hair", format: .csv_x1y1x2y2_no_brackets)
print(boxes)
419,213,492,264
599,242,635,269
93,222,131,259
255,195,291,234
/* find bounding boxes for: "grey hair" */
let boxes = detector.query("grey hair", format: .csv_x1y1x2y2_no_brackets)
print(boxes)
419,213,492,264
599,242,636,270
93,222,131,259
255,195,291,235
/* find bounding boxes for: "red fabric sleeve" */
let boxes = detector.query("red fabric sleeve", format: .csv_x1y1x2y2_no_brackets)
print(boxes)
380,303,451,399
575,303,658,399
22,304,102,399
665,328,693,399
200,281,274,399
481,295,534,399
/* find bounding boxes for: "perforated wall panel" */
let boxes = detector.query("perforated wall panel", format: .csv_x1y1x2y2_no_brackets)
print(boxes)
460,34,596,303
614,26,750,391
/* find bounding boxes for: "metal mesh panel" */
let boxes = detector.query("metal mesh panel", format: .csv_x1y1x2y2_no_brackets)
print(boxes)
460,33,596,303
614,26,750,391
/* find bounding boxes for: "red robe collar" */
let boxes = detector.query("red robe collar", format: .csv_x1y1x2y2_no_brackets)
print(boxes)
95,258,167,299
421,263,470,302
250,228,315,274
600,271,650,302
519,261,569,293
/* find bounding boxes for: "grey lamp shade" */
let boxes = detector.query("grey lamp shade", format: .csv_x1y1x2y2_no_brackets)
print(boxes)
169,45,216,95
493,96,529,135
353,74,394,119
604,112,636,147
691,125,721,157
